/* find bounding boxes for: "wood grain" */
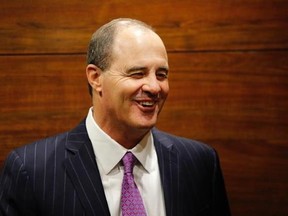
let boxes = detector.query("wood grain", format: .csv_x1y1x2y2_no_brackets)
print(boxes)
1,0,288,215
162,51,288,216
1,52,287,215
0,55,91,164
0,0,287,54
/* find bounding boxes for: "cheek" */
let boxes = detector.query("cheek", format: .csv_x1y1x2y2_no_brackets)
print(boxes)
122,81,143,96
161,82,169,96
110,83,139,107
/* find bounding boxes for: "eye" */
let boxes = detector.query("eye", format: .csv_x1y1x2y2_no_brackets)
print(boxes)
156,70,168,80
129,71,145,79
127,66,147,79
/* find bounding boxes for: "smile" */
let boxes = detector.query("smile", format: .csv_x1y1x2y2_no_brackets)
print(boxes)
134,99,159,111
139,101,155,107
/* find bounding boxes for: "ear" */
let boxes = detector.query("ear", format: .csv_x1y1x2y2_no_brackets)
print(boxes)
86,64,103,93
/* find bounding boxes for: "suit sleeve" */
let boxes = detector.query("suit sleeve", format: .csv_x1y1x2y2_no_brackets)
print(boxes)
0,151,37,216
211,149,231,216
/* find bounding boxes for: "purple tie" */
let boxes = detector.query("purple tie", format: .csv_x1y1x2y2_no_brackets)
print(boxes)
121,152,147,216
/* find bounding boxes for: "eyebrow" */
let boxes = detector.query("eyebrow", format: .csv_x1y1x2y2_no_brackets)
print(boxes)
158,66,169,73
127,66,169,73
127,66,147,73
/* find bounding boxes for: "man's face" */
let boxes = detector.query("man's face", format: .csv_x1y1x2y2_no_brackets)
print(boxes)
98,26,169,134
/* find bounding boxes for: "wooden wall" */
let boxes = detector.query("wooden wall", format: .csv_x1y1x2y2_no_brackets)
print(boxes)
1,0,287,215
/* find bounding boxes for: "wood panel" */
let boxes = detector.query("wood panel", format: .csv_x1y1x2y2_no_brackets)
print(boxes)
0,0,288,54
1,0,288,215
1,51,287,215
0,55,90,164
162,52,288,216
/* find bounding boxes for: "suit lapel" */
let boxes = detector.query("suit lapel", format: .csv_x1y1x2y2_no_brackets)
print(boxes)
64,121,110,216
153,128,181,216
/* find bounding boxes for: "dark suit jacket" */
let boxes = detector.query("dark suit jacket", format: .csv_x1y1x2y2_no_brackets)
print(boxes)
0,120,230,216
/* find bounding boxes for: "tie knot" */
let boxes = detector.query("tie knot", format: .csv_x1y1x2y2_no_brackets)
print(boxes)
122,152,136,174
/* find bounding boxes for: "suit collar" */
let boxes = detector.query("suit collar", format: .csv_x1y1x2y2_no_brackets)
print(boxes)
64,120,110,216
152,128,180,216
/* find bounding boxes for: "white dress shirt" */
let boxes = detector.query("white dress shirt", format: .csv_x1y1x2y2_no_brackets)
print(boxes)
85,108,166,216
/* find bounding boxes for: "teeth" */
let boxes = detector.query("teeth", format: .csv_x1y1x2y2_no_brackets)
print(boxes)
139,101,154,107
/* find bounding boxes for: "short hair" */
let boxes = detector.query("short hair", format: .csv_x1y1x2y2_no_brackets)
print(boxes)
86,18,154,95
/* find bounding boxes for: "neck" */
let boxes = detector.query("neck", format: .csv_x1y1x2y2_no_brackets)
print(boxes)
112,129,149,149
92,107,150,149
101,124,150,149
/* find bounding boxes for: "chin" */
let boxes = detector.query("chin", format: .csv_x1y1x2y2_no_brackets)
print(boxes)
135,119,157,130
128,112,159,129
139,123,155,129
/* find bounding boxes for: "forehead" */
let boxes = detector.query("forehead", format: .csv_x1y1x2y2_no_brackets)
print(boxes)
111,26,168,65
114,26,148,46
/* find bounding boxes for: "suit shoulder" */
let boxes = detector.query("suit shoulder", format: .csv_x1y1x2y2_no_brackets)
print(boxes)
9,131,69,168
152,128,216,157
12,119,86,155
15,131,68,153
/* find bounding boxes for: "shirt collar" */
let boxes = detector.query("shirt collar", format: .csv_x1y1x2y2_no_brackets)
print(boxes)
85,107,155,175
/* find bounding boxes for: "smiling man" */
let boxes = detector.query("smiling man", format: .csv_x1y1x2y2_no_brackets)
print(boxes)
86,20,169,149
0,18,231,216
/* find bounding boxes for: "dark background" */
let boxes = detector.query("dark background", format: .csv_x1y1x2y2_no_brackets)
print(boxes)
1,0,287,215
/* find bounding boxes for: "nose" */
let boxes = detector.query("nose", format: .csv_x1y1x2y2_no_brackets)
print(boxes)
142,74,161,95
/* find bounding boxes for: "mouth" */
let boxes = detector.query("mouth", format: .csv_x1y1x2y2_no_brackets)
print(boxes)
134,99,159,111
138,101,156,107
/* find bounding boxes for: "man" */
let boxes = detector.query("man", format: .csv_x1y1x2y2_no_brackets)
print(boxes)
0,18,230,216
